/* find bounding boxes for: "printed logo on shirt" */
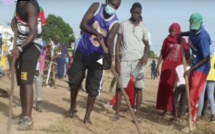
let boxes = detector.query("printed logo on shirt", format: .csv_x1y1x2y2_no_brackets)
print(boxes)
21,72,27,81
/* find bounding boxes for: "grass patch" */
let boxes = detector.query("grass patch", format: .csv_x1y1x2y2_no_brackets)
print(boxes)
41,125,70,134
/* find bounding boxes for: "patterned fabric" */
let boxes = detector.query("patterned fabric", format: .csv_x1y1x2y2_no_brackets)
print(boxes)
42,41,61,87
15,1,43,50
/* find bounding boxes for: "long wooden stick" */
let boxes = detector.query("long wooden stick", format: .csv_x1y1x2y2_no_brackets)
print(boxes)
99,39,142,134
180,42,192,132
7,29,17,134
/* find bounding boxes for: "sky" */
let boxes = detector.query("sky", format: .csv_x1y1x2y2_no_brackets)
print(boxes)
0,0,215,55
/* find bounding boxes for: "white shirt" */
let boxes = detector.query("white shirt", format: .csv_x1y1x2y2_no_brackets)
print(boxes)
118,20,149,61
175,64,191,87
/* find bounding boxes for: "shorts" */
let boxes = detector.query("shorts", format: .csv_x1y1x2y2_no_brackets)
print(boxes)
68,52,103,96
16,44,41,85
120,60,144,89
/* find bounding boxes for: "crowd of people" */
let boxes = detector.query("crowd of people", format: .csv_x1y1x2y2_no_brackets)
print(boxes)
0,0,214,133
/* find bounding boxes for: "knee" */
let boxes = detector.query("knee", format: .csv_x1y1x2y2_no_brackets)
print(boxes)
69,84,80,91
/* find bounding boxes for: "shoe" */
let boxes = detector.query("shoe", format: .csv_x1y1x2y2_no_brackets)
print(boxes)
103,103,113,110
210,115,215,123
197,116,202,122
13,114,24,124
17,116,33,130
36,101,43,112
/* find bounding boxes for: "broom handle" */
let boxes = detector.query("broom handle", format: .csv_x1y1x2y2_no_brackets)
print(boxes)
180,41,192,132
7,27,17,134
99,39,142,134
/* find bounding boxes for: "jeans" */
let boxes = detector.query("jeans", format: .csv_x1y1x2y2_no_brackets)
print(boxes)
34,71,42,101
197,81,215,116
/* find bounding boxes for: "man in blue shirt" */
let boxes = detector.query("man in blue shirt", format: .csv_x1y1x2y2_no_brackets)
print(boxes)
181,13,211,131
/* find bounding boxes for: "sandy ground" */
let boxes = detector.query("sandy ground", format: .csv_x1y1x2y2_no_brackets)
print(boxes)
0,72,215,134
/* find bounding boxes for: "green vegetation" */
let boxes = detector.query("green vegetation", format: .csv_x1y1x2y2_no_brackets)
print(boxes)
43,14,75,44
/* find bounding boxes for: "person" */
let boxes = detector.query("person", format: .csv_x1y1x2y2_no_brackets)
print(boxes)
57,44,67,79
67,0,121,124
34,6,46,112
197,51,215,122
180,13,211,131
150,59,156,79
104,76,135,110
114,2,150,121
171,50,191,121
10,0,43,130
155,23,188,116
42,36,61,88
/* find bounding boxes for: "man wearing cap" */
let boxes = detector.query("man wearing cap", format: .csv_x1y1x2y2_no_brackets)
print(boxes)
180,13,211,130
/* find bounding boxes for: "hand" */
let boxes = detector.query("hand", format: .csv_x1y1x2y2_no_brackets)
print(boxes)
184,70,191,78
140,55,148,66
155,67,160,77
95,31,103,42
12,48,20,60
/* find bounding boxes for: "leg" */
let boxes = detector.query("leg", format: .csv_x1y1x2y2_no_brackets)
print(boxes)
179,85,187,117
20,85,34,117
114,61,130,120
17,45,40,130
172,85,182,118
197,82,206,117
35,71,43,112
135,88,142,119
84,95,96,124
114,87,123,120
189,72,207,124
109,77,116,93
206,82,215,120
84,68,103,124
67,52,85,117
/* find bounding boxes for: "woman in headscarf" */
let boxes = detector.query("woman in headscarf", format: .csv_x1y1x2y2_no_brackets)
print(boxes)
155,23,188,115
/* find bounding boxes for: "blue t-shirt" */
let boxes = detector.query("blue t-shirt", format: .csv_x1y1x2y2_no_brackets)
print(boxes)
189,26,211,74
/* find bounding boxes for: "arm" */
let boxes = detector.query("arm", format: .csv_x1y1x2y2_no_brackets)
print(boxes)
180,31,190,36
141,40,150,65
115,33,122,74
10,17,16,32
107,23,120,58
155,54,163,77
188,56,209,72
185,38,210,76
20,3,38,49
80,3,100,37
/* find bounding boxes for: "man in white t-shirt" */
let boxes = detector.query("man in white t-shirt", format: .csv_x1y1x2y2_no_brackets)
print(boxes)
114,2,150,121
